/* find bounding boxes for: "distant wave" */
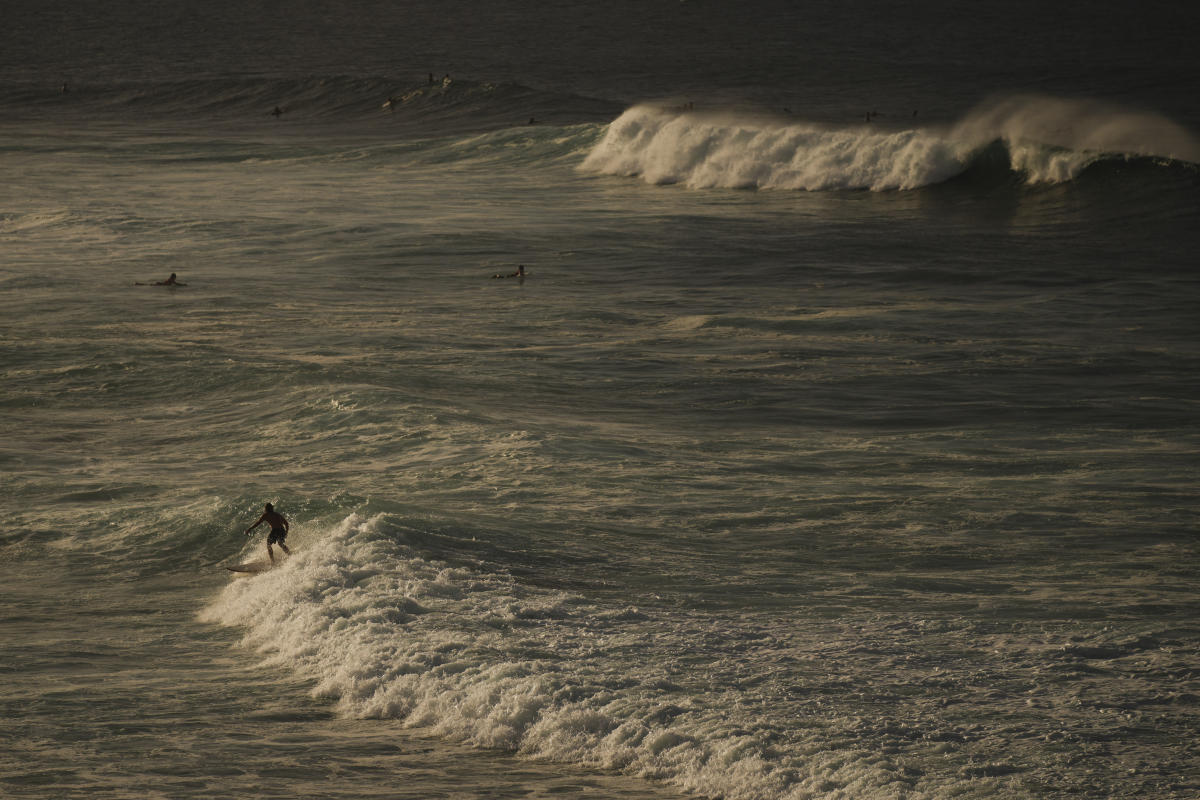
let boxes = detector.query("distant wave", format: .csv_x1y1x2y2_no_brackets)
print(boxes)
7,78,1196,192
580,95,1200,191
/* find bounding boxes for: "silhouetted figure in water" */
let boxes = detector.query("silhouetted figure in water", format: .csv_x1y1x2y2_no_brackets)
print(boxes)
135,272,186,286
271,106,283,118
245,502,291,563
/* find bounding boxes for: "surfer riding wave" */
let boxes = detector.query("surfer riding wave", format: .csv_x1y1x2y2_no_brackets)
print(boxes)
245,502,291,562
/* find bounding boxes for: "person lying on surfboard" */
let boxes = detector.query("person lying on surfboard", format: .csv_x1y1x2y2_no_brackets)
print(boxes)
492,265,525,279
135,272,187,286
245,502,291,563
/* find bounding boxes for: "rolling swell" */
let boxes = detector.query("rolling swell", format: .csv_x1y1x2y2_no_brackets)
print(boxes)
0,74,622,134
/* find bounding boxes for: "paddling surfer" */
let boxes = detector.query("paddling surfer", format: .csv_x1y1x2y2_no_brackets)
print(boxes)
135,272,186,286
245,502,291,562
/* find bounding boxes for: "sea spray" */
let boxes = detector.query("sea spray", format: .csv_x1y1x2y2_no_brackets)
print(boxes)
951,93,1200,166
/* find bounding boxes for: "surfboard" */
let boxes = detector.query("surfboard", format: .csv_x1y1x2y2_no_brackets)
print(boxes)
225,560,274,574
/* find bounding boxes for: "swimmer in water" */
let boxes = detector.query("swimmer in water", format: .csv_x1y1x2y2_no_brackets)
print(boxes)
492,265,526,279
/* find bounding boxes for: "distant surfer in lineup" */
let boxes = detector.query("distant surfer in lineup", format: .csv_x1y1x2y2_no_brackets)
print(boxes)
245,503,291,562
492,265,526,279
135,272,186,286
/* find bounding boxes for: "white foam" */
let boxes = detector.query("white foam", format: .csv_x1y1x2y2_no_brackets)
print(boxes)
200,514,1017,800
580,105,971,191
581,96,1200,191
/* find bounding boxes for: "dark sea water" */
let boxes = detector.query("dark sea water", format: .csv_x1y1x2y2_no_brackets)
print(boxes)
3,2,1199,799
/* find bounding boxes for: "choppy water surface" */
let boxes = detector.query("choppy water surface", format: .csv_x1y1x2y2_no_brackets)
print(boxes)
3,2,1200,799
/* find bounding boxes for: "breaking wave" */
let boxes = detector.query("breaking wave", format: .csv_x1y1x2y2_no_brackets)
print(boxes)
198,514,987,800
580,95,1200,191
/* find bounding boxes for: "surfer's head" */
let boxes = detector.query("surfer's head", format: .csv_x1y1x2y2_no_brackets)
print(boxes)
265,502,273,512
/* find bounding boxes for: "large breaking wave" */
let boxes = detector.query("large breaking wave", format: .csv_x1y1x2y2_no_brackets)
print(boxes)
580,95,1200,191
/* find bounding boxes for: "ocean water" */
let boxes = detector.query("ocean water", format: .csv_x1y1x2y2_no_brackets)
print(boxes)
3,2,1199,799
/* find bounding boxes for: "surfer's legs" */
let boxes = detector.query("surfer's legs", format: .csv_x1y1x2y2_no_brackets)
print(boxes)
266,540,290,562
266,530,289,562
